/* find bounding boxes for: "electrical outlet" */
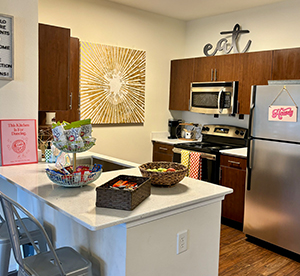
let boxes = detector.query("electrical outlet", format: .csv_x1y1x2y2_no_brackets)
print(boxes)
177,230,188,254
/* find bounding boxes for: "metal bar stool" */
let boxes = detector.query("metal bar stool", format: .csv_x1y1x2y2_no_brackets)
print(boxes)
0,191,92,276
0,213,48,276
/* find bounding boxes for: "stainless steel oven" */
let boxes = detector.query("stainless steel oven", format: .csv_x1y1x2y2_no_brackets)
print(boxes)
172,124,247,184
190,81,238,115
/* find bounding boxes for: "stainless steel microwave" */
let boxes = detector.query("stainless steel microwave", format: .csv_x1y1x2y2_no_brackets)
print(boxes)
190,81,238,115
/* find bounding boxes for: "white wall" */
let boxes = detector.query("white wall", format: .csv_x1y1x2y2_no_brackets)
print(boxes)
38,0,186,164
0,0,38,120
177,0,300,128
0,0,38,166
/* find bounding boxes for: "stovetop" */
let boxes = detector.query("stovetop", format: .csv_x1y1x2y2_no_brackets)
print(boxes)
174,124,248,154
174,141,240,153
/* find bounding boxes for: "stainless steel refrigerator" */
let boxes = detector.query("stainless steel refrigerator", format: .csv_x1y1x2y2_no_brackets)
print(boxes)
245,82,300,254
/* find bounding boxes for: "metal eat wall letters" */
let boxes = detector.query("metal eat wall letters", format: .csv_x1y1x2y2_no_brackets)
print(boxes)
203,24,251,57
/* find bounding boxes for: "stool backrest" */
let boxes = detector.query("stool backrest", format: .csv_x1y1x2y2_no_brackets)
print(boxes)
0,192,66,275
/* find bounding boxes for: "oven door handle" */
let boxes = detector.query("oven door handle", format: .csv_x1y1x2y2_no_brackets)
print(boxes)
218,89,224,113
172,148,216,161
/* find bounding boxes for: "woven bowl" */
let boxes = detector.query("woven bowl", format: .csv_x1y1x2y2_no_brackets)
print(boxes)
139,162,187,187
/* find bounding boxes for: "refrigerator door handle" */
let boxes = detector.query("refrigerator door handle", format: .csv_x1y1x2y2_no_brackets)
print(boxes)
246,138,253,190
248,85,256,138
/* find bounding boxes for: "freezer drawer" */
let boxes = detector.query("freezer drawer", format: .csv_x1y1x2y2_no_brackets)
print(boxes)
244,138,300,254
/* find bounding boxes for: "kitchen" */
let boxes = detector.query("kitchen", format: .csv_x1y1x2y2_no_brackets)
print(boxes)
1,0,300,275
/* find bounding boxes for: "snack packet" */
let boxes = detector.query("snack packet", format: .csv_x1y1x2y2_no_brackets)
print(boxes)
52,122,67,142
64,122,84,150
71,119,92,141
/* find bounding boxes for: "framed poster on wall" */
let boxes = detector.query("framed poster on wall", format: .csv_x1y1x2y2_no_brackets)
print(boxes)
0,13,14,80
80,42,146,124
0,119,38,166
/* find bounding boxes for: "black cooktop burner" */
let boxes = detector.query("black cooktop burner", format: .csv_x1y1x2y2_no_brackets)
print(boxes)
175,142,238,153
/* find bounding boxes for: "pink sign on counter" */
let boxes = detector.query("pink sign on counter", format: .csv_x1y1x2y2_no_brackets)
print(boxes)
0,119,38,166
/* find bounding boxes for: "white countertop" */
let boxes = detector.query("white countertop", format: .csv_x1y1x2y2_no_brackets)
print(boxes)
0,151,232,231
220,147,248,158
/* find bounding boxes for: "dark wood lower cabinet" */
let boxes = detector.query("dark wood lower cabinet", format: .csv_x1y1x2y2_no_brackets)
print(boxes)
220,154,246,227
152,142,174,162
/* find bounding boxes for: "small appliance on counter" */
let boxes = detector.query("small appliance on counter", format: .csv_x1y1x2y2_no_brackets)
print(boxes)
168,119,182,139
179,123,202,140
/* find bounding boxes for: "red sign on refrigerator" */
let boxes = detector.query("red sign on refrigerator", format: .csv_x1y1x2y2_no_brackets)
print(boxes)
0,119,38,166
268,106,297,122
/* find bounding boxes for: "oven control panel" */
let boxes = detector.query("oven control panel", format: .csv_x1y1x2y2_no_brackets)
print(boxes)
201,124,247,139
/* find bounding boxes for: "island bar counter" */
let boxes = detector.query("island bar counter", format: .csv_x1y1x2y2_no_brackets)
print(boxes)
0,152,232,276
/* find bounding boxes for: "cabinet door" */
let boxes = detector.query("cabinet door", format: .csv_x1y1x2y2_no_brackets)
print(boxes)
169,58,194,111
238,51,272,114
56,37,80,123
152,142,174,162
220,155,246,224
194,54,240,82
272,48,300,80
39,23,70,111
193,56,216,82
214,54,240,82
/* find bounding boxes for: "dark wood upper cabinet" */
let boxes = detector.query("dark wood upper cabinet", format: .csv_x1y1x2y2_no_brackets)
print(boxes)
169,58,194,111
238,51,272,114
55,37,80,123
169,48,300,115
272,48,300,80
193,56,216,82
39,23,70,111
193,54,240,82
214,54,240,82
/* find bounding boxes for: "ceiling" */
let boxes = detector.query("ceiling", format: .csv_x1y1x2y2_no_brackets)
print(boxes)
108,0,287,21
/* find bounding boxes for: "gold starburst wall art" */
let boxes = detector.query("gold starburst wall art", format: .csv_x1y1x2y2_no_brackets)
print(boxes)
80,42,146,124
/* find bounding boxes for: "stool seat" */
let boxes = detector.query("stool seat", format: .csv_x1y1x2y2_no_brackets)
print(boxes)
0,191,92,276
22,247,91,276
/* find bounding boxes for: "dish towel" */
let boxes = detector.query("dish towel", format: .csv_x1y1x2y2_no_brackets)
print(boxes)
189,151,202,180
181,150,190,176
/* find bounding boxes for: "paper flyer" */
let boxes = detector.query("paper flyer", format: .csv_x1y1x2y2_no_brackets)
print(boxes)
0,119,38,166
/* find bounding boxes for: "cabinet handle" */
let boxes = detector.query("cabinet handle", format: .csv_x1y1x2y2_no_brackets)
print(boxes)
159,147,168,151
69,92,72,109
228,160,240,165
214,69,217,81
211,69,214,81
219,167,222,181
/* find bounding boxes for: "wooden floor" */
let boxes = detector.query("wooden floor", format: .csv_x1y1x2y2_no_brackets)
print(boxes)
219,224,300,275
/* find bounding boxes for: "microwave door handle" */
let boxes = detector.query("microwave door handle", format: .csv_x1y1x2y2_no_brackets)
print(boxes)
218,89,223,113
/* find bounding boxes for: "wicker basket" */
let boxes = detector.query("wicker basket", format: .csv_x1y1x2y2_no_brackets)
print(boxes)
96,175,151,211
139,162,187,187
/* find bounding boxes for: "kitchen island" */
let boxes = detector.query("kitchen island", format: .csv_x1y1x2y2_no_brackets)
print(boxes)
0,152,232,276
